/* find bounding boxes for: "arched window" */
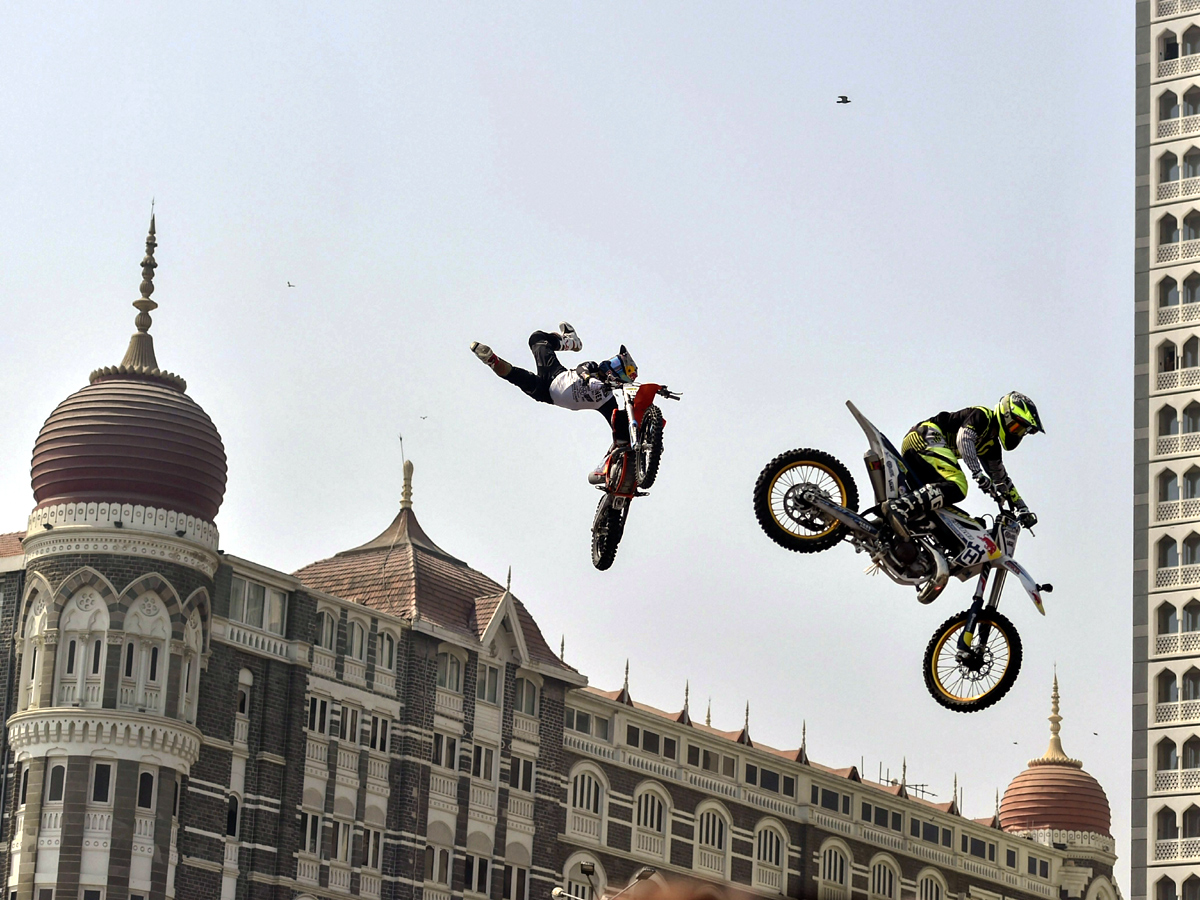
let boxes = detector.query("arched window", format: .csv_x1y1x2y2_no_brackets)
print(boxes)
1162,91,1181,121
1187,737,1200,769
870,860,898,900
350,622,366,660
1163,277,1181,308
1163,214,1182,245
1185,88,1200,117
571,771,602,815
514,677,538,716
1161,537,1180,569
1187,272,1200,304
919,876,944,900
45,764,65,804
238,689,248,715
636,790,664,832
820,845,847,887
1187,469,1200,500
1185,876,1200,900
1185,212,1200,241
20,591,48,712
379,632,395,671
424,845,452,885
138,772,155,809
1185,403,1200,433
1186,337,1198,368
226,795,240,837
1163,471,1181,503
1161,670,1181,703
436,652,461,692
1186,805,1200,838
1159,876,1179,900
1161,405,1180,436
315,611,335,650
1164,152,1181,184
1161,737,1180,772
1187,152,1200,180
121,592,171,714
57,588,110,708
1187,27,1200,56
1187,600,1200,632
756,827,783,867
1163,603,1181,635
1164,342,1180,374
1160,806,1181,839
1164,30,1182,62
1185,669,1200,701
1185,534,1200,565
698,810,726,850
18,766,29,807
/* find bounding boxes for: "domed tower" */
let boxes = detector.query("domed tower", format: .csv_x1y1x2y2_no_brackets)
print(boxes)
8,218,225,900
1000,676,1117,900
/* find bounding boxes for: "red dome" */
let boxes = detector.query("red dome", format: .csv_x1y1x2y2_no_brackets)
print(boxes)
1000,760,1111,837
31,374,227,522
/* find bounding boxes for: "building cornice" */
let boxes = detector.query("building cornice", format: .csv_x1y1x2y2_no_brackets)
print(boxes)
7,707,203,774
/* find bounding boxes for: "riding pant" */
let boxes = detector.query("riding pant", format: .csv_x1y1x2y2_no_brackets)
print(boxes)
901,423,968,505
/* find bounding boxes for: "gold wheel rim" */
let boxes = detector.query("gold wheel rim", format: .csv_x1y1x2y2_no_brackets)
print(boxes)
930,619,1012,703
767,462,847,540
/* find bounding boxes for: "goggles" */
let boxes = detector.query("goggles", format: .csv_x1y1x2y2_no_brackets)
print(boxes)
609,356,637,381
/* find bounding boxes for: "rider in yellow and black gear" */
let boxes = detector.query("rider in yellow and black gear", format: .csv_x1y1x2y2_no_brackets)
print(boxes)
890,392,1044,531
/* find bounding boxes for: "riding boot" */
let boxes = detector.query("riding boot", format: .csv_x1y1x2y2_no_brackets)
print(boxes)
470,342,512,377
888,484,946,533
588,441,629,485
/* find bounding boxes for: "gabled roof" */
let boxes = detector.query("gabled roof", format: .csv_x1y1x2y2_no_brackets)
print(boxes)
294,502,579,680
0,532,24,558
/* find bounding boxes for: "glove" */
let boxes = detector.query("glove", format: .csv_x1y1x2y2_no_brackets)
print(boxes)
972,471,995,497
1015,499,1037,529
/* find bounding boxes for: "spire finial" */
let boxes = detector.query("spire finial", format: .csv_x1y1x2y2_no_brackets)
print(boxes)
801,720,807,752
901,757,907,787
995,788,1000,817
623,659,629,691
560,635,565,661
705,698,711,727
684,680,690,712
506,566,512,592
1031,670,1081,767
953,773,958,808
401,459,414,509
135,209,158,333
744,701,750,731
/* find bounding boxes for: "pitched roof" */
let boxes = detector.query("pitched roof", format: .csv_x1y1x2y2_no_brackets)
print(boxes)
294,507,577,677
0,532,24,558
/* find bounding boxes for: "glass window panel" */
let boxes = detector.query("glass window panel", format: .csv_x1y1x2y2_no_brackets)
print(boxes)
245,582,265,628
230,577,246,623
267,590,286,634
92,764,111,803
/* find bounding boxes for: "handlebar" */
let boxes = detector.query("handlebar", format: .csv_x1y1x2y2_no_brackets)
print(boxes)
657,386,682,401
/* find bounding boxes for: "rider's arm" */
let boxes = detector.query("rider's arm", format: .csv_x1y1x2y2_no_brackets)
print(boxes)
981,456,1021,503
956,427,985,478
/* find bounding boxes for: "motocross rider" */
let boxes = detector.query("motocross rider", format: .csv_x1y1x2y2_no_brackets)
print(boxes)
889,392,1044,532
471,324,638,477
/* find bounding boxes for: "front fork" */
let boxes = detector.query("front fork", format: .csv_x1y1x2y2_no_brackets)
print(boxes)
958,568,991,658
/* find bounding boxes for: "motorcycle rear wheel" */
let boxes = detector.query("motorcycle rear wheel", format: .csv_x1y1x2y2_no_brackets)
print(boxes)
591,495,628,571
753,449,858,553
923,609,1022,713
636,405,665,489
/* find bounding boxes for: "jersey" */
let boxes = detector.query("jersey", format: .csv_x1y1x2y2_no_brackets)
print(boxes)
548,367,613,411
921,406,1020,501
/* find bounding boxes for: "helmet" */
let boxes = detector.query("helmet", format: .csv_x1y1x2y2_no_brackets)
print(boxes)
603,345,638,384
995,391,1044,450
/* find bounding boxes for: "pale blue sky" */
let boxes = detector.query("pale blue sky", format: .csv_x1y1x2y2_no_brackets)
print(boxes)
0,1,1132,885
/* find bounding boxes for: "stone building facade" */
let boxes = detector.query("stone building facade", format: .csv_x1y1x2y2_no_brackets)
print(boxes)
0,223,1121,900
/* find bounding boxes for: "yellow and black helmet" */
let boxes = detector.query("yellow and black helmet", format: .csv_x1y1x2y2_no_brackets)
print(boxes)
996,391,1044,450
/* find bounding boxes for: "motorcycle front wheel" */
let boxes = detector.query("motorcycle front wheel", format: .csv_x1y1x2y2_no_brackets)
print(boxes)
591,495,628,571
923,609,1022,713
636,405,665,489
753,449,859,553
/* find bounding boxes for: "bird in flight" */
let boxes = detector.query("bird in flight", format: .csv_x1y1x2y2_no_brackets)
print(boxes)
837,96,851,104
287,281,295,288
420,416,428,420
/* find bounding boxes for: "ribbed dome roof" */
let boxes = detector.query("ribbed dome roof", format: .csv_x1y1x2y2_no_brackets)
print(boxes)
31,377,226,522
29,216,227,523
999,677,1111,837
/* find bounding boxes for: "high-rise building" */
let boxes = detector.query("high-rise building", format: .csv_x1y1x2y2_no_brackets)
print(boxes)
1134,5,1200,900
0,222,1120,900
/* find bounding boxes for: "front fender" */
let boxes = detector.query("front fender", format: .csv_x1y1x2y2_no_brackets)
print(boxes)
998,556,1045,615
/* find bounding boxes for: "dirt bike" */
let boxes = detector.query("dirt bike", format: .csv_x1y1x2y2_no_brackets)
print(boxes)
589,382,681,570
752,401,1051,713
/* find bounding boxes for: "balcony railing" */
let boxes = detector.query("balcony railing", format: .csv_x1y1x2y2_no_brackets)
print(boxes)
337,746,358,773
312,649,335,677
1157,367,1200,392
1158,303,1200,327
570,810,601,840
697,847,726,876
513,713,539,743
1156,699,1200,722
361,873,381,898
1160,56,1200,79
1155,433,1200,456
1158,115,1200,141
469,781,497,811
367,755,389,782
234,717,249,745
374,669,396,694
296,855,320,885
1156,836,1200,861
754,865,784,893
329,863,352,891
1158,631,1200,654
1157,0,1200,17
635,828,665,858
1159,177,1200,202
41,809,61,832
1156,564,1200,588
344,659,366,686
224,840,240,867
84,812,112,833
1158,238,1200,264
1155,768,1200,791
1157,498,1200,522
816,887,847,900
508,795,534,820
430,772,458,801
424,886,452,900
435,688,463,718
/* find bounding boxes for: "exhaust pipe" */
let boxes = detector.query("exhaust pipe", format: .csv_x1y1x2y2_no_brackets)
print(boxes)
916,544,949,605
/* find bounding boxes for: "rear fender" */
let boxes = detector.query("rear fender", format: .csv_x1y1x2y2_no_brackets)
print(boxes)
846,401,903,500
997,555,1045,615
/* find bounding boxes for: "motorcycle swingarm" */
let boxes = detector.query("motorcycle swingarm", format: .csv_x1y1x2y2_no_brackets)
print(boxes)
802,491,880,537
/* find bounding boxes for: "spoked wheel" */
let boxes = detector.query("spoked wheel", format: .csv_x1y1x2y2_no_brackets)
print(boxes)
636,405,665,489
923,609,1022,713
591,495,628,571
753,449,859,553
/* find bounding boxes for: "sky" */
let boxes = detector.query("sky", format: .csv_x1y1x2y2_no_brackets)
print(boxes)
0,0,1133,887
